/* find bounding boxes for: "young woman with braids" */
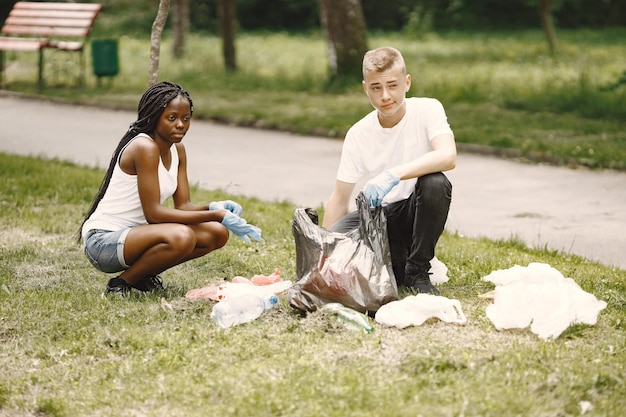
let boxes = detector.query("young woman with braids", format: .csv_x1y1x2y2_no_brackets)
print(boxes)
79,82,262,296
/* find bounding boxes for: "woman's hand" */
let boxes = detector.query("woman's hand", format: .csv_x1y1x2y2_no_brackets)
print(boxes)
221,212,262,243
209,200,243,216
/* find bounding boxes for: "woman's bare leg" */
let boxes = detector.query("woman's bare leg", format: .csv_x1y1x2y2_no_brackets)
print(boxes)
118,222,228,286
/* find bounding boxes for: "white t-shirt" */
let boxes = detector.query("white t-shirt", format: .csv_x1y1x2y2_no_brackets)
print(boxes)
337,97,453,205
81,133,179,238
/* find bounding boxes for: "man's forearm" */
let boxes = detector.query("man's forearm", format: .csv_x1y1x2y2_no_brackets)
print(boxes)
322,199,348,228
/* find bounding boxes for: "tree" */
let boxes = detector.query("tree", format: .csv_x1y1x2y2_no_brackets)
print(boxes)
172,0,189,58
217,0,237,71
318,0,368,81
148,0,170,85
150,0,236,80
538,0,557,53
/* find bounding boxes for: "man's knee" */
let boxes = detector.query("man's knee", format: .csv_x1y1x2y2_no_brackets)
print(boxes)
415,172,452,212
417,172,451,195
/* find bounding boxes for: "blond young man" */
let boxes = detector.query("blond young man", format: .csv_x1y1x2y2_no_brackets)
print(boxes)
322,47,456,294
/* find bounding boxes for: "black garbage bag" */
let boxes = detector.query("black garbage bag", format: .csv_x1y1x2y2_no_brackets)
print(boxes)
288,193,398,314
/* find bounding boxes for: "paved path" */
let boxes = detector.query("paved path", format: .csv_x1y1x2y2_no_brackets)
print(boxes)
1,94,624,269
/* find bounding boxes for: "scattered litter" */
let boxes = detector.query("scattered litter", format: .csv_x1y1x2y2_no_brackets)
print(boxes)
579,401,593,415
231,268,283,285
322,303,374,333
160,297,174,313
482,262,607,340
429,256,449,285
185,269,292,301
375,294,467,329
211,294,278,329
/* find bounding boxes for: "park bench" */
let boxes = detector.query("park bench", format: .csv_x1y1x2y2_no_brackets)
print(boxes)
0,1,102,90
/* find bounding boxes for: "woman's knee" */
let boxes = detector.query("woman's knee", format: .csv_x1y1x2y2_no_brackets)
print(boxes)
168,225,197,253
196,222,229,250
213,224,229,249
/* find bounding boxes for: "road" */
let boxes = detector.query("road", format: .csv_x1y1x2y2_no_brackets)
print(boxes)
1,94,624,269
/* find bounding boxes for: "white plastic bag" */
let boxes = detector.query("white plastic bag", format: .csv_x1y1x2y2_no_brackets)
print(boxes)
429,256,449,285
482,262,607,340
375,294,467,329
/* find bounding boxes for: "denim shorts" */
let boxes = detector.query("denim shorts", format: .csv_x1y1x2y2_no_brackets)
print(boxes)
84,228,131,273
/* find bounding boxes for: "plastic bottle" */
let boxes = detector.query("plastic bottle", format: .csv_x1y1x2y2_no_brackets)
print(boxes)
210,293,278,329
322,303,374,334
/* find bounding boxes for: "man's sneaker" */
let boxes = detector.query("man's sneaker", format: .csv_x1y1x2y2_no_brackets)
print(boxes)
407,271,440,296
132,275,166,293
102,277,130,298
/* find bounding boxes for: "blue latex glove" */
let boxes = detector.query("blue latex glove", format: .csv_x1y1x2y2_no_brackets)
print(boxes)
209,200,243,216
221,212,262,243
363,170,400,207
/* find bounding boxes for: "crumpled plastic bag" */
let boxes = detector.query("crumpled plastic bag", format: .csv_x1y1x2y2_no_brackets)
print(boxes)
288,193,398,314
375,294,467,328
231,268,283,285
482,262,607,340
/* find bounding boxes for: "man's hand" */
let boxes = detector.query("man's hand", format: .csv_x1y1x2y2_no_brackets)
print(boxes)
363,170,400,207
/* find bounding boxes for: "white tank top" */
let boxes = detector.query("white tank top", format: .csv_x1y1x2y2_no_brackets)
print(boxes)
82,133,179,238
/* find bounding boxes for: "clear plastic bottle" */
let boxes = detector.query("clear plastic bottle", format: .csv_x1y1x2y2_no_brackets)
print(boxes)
322,303,374,334
210,293,278,329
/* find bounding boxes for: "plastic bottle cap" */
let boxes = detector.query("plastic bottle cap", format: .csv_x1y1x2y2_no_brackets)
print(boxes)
265,294,279,308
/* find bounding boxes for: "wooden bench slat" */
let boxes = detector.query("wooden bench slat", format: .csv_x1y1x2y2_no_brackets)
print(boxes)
10,10,100,20
2,25,91,38
0,37,48,51
13,2,102,12
6,17,97,29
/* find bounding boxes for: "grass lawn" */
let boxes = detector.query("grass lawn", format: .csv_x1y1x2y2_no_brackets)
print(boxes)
1,27,624,416
0,153,624,416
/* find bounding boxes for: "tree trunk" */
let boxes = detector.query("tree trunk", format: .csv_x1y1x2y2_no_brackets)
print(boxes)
217,0,237,71
318,0,368,81
538,0,557,54
607,0,622,25
148,0,170,85
172,0,189,58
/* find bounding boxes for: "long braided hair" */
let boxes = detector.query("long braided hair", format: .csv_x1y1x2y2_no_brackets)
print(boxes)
77,81,194,241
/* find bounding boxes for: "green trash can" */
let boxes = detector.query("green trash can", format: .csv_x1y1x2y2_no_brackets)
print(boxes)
91,39,119,80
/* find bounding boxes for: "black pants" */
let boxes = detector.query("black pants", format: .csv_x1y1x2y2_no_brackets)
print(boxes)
329,172,452,287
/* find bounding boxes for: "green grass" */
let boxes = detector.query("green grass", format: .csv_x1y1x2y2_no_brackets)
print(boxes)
1,27,625,415
1,29,625,170
1,152,625,416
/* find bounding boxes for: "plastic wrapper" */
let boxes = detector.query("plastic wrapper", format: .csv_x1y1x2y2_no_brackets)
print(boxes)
322,303,375,333
185,279,292,302
482,262,607,340
288,193,398,314
429,256,449,285
375,294,467,328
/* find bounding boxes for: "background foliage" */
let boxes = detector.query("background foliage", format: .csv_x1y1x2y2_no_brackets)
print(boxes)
1,0,624,35
2,30,625,170
0,0,624,171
